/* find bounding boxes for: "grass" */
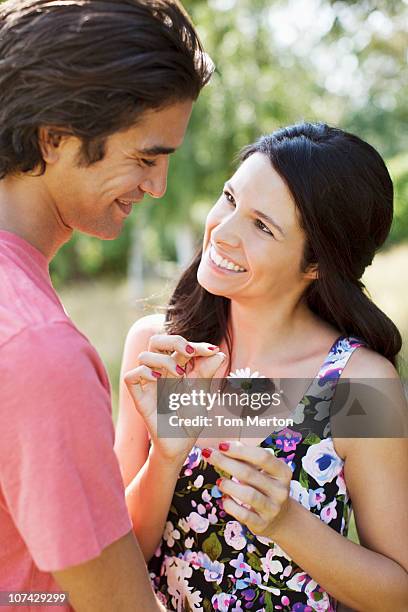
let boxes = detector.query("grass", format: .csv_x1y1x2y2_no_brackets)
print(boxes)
59,243,408,545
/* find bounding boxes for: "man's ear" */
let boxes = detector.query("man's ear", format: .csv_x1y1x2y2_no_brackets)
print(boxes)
304,262,318,282
38,126,68,164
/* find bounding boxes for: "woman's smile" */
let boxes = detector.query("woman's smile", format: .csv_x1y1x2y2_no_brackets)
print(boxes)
207,244,248,274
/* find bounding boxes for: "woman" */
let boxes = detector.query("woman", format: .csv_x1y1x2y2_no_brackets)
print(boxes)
114,123,408,611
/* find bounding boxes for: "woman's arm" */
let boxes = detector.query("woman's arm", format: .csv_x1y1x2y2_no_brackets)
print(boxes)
115,314,183,561
125,443,188,561
115,313,165,487
115,315,226,560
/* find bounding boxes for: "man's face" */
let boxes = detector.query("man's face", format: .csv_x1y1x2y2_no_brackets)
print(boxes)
43,100,193,239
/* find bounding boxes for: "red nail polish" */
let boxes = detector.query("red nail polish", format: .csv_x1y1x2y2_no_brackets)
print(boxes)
219,442,230,452
202,448,212,459
186,344,195,354
208,346,218,351
216,478,223,487
151,370,162,378
176,365,185,375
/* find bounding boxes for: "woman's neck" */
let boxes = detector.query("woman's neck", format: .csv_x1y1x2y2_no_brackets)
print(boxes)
225,296,335,373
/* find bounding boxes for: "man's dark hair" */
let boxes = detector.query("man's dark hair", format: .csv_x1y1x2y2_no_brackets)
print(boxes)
0,0,213,178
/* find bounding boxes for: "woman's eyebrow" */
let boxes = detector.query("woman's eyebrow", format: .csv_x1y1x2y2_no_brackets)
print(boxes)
253,209,285,236
224,181,285,236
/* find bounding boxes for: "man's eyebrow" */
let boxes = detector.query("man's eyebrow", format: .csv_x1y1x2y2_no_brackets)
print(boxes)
135,145,176,156
224,181,285,237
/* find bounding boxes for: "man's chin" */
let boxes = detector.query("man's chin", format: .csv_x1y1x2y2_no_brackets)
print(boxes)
79,223,123,241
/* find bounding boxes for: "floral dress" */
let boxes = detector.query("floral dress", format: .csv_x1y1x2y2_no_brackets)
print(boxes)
148,336,366,612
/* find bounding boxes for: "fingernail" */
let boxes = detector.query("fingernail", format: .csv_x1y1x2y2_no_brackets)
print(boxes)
202,448,212,459
176,365,186,375
151,370,162,378
208,346,219,351
216,478,223,487
186,344,195,354
219,442,230,452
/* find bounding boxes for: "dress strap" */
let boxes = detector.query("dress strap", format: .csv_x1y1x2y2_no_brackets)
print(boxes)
286,336,367,439
317,335,367,384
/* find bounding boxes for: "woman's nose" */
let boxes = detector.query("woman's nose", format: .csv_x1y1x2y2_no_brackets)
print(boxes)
211,213,242,249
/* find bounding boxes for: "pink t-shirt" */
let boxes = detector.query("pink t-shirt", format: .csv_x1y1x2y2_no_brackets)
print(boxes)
0,231,132,608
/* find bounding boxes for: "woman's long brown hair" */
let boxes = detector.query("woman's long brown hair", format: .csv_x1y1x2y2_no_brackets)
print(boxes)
166,123,402,369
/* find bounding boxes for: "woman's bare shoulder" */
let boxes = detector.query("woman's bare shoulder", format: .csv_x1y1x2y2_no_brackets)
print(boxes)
334,345,405,459
126,313,166,348
343,345,400,379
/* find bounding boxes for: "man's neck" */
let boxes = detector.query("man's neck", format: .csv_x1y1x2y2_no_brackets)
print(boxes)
0,175,72,261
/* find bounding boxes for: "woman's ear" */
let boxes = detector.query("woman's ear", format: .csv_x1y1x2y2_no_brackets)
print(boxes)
38,126,68,164
304,262,318,281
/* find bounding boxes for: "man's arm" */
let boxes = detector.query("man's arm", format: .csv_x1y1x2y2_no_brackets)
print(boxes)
53,530,164,612
0,324,165,610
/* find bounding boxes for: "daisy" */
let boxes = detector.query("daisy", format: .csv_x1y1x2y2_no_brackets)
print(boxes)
228,367,266,379
227,367,267,391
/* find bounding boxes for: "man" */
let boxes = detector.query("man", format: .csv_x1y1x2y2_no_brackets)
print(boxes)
0,0,212,609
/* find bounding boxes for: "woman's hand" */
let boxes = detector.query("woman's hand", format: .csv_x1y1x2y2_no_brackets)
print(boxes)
203,441,293,539
124,334,226,463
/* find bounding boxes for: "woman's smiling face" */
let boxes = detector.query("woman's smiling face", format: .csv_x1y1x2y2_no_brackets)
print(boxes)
197,152,315,303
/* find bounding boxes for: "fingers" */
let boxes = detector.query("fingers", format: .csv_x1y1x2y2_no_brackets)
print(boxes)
124,365,160,403
216,477,268,514
141,334,222,379
203,443,292,538
137,350,187,378
203,448,273,494
195,351,227,379
221,495,266,533
124,365,162,386
148,334,219,358
216,441,292,481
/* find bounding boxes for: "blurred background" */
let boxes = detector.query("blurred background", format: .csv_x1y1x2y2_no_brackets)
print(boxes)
49,0,408,418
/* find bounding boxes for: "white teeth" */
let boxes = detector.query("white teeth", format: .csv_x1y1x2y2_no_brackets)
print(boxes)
209,245,246,272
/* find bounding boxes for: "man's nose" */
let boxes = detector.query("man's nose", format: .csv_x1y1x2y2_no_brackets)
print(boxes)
140,157,169,199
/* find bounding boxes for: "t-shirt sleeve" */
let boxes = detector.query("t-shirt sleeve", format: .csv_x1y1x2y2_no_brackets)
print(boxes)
0,322,132,572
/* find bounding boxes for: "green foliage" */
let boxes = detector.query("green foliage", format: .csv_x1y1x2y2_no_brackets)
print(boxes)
388,154,408,245
50,222,132,287
47,0,407,284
